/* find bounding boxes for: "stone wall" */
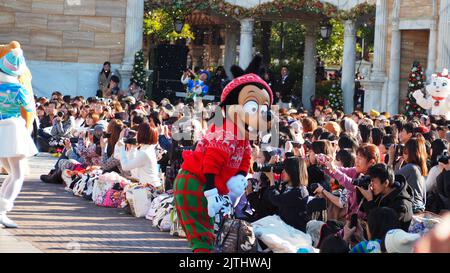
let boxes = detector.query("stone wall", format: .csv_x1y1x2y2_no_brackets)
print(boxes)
400,0,436,18
399,30,429,103
0,0,127,64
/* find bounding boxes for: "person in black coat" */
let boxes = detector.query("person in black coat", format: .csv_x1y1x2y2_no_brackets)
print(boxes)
245,174,278,222
275,66,295,109
266,157,310,232
209,66,229,101
436,168,450,210
359,164,413,231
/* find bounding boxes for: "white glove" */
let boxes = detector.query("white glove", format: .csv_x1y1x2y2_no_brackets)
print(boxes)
204,188,224,218
412,90,424,101
226,174,248,201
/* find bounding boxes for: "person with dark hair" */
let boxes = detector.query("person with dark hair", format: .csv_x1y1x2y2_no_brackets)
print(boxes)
312,127,325,141
209,66,229,101
266,157,310,232
115,122,161,188
307,140,333,193
320,235,349,253
261,67,276,89
102,75,120,98
98,61,112,91
338,134,359,152
275,66,295,109
359,124,373,144
348,207,401,253
399,123,415,144
371,127,385,146
394,136,428,213
336,149,355,168
425,139,449,212
358,163,413,230
318,144,381,217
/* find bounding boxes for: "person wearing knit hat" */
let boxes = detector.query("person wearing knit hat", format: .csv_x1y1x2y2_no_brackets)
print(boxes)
173,55,273,253
0,46,37,228
385,229,421,253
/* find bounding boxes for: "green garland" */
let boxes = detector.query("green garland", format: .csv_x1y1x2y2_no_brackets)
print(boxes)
147,0,375,21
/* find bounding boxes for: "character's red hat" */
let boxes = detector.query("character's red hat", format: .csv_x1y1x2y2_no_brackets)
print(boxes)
220,73,273,104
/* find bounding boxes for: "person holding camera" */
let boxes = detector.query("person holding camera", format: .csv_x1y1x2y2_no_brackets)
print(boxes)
357,163,413,231
115,122,162,188
50,104,74,140
307,140,333,194
245,145,279,222
347,207,402,253
390,136,428,213
98,119,128,175
318,144,381,218
426,139,449,194
265,156,310,232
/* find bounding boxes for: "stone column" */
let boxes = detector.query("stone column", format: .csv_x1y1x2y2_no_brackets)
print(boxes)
387,0,401,114
224,24,239,78
118,0,144,89
239,18,254,68
427,21,438,80
341,20,357,114
362,0,388,112
372,0,388,79
437,0,450,71
302,24,317,110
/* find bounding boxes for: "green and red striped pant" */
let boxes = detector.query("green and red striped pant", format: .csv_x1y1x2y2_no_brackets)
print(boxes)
173,170,214,253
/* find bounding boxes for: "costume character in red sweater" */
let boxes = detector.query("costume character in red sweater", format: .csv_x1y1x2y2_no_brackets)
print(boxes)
173,56,273,253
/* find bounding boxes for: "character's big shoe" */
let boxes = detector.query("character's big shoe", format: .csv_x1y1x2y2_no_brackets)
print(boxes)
0,214,18,228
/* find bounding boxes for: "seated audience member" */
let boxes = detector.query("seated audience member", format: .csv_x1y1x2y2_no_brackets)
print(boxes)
116,122,162,188
359,163,413,230
265,157,310,232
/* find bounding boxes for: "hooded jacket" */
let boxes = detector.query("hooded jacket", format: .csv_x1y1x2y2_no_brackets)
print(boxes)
362,178,413,231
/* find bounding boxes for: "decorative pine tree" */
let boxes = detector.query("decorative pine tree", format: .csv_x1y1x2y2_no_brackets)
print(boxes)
405,61,427,117
327,80,344,111
130,50,146,90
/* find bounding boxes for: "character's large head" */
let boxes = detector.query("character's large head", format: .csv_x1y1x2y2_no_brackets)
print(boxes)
0,47,26,78
219,55,273,139
0,41,32,91
426,69,450,101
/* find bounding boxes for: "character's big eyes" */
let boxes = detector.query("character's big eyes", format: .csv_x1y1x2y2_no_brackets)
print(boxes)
443,82,448,87
260,105,268,116
243,100,258,115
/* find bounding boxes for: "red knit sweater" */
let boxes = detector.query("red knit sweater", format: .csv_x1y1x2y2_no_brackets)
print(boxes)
181,119,252,195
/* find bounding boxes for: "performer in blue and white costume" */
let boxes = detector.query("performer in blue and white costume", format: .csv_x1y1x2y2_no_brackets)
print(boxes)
181,70,210,101
0,47,37,228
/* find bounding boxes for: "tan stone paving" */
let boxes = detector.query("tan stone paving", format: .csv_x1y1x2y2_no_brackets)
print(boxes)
0,154,190,253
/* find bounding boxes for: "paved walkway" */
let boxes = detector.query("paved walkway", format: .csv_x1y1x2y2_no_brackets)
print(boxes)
0,154,190,253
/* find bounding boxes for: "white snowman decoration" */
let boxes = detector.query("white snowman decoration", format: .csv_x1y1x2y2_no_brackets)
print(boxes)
413,69,450,120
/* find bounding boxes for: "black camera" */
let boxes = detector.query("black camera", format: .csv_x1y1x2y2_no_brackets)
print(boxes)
437,150,450,165
252,162,284,174
69,137,79,144
57,111,64,118
123,130,137,145
353,175,371,190
395,144,405,157
103,132,112,138
350,213,358,229
310,183,320,193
